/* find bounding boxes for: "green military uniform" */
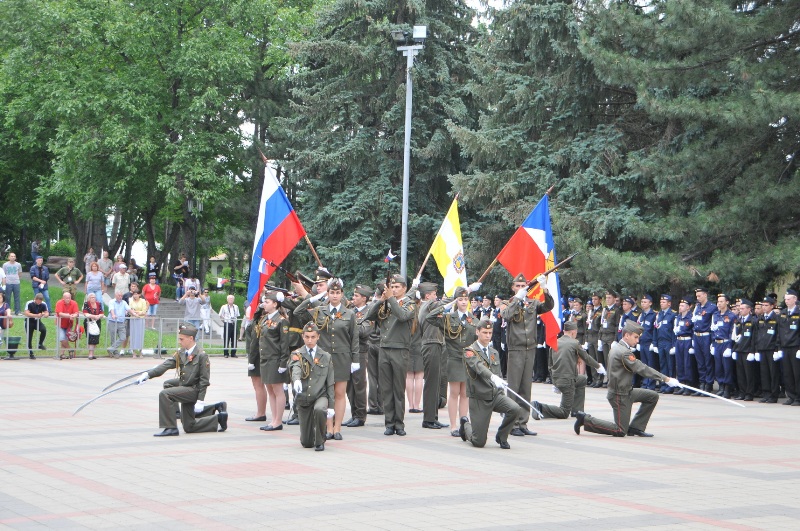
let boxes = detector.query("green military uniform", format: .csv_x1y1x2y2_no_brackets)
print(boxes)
289,342,335,448
536,329,600,419
147,346,220,433
500,286,554,431
245,308,262,377
586,303,603,385
295,296,358,382
347,294,373,424
461,339,520,447
367,284,383,414
256,310,290,384
580,325,670,437
426,299,477,383
418,285,445,425
364,275,416,433
598,300,621,368
56,265,83,297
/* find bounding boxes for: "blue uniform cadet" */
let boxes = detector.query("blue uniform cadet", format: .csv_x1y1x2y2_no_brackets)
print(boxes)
636,295,658,390
691,287,717,392
710,293,736,398
654,295,677,392
672,297,695,393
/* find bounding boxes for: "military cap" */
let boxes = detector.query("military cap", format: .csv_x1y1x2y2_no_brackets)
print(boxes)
354,284,373,298
623,296,635,305
375,281,386,292
303,322,319,333
787,289,799,297
641,294,653,302
762,295,776,305
474,295,483,302
606,289,617,297
390,274,407,286
328,278,344,291
262,290,282,303
454,286,469,299
754,300,762,307
178,322,198,338
314,268,332,282
586,300,594,307
563,320,578,331
739,298,754,308
695,287,708,294
476,319,493,331
717,293,730,301
567,296,575,302
573,297,583,304
622,321,644,335
512,273,527,284
680,296,693,305
418,282,438,295
660,294,672,301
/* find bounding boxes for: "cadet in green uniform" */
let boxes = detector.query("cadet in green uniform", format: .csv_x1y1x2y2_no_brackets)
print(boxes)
289,322,335,451
533,320,604,419
256,291,290,431
244,304,267,422
367,282,384,415
426,286,477,436
459,319,521,449
294,279,358,440
417,282,448,429
500,273,554,437
597,290,621,386
365,274,416,436
136,323,228,437
282,285,312,424
586,295,603,387
344,285,374,427
575,321,679,437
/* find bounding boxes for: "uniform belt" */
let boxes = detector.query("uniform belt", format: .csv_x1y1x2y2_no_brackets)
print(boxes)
694,331,710,336
288,327,303,334
677,336,692,341
714,339,728,343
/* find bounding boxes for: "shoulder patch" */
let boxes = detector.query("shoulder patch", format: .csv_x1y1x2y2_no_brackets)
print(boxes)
465,350,475,358
628,355,636,362
291,354,300,361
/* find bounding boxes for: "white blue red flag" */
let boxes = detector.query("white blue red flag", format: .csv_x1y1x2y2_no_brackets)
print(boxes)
384,248,396,263
247,164,306,315
496,194,562,349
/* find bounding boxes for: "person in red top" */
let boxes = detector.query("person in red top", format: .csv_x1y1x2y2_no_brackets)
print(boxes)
142,274,162,329
55,291,80,359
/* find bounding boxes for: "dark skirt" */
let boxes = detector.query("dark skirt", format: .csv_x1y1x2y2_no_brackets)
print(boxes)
447,350,466,382
331,351,352,383
260,356,289,385
409,346,424,373
85,320,101,346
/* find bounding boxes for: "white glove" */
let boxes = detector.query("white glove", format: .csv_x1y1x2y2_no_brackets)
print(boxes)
732,333,741,343
746,353,755,362
326,408,335,419
275,292,284,302
490,374,506,389
310,292,325,303
773,351,783,361
597,340,603,352
293,380,302,393
755,353,761,362
664,377,681,388
669,347,676,355
194,401,205,414
468,281,482,293
443,299,456,311
723,348,732,358
688,348,695,355
552,385,561,395
500,343,505,350
691,314,700,322
650,344,658,353
136,372,149,385
582,342,589,350
732,352,737,360
411,277,420,291
797,351,800,359
515,287,528,300
597,365,607,376
278,367,287,374
248,363,256,370
350,363,360,373
710,346,715,356
634,344,640,352
536,274,546,286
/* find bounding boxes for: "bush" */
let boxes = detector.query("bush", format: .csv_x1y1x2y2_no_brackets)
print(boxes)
160,283,177,299
49,239,76,258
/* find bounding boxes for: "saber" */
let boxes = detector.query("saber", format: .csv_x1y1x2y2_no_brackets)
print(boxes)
675,383,746,408
73,381,140,416
101,366,158,392
504,385,545,420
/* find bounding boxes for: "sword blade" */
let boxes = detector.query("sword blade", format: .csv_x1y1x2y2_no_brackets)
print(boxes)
677,384,746,408
74,381,140,416
504,385,545,419
102,367,158,391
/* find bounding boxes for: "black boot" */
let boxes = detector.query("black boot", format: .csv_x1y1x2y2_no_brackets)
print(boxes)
722,384,731,399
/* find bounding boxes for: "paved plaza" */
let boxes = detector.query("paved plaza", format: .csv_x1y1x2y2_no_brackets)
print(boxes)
1,356,799,530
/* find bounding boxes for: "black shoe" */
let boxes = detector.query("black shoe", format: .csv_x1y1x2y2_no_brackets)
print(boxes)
395,428,407,436
154,428,180,437
532,401,544,420
218,412,228,432
450,430,461,437
510,428,525,437
214,401,227,414
574,412,585,435
627,427,654,437
367,408,384,415
341,418,355,427
422,421,441,429
347,419,365,427
459,416,468,441
29,353,36,360
662,387,674,394
260,424,283,431
743,395,754,402
733,394,745,400
39,344,46,350
408,408,422,413
438,397,446,408
384,427,395,436
284,402,291,410
315,444,325,451
224,354,229,358
758,397,769,403
286,417,300,425
495,432,510,449
764,398,778,404
783,399,794,405
325,432,334,440
433,420,450,428
519,427,537,436
569,411,578,418
230,354,237,358
792,400,800,406
246,415,267,422
333,432,343,441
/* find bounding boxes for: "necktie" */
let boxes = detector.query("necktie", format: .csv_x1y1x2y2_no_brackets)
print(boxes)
483,347,489,358
461,314,467,324
309,348,314,358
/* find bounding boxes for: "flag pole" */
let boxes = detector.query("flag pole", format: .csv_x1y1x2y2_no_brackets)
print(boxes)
476,258,498,284
304,235,324,268
415,193,459,280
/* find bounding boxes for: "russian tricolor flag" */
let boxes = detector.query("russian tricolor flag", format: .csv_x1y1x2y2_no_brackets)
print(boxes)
496,194,562,349
247,164,306,315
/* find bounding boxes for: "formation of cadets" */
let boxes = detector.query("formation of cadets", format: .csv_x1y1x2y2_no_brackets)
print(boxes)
239,267,800,450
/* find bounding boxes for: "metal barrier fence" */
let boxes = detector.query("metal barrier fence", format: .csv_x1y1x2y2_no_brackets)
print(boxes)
0,315,246,359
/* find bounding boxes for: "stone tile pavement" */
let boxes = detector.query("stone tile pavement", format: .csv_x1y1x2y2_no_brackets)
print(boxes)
2,357,799,530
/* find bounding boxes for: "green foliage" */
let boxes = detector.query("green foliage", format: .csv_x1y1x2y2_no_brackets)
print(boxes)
49,240,76,258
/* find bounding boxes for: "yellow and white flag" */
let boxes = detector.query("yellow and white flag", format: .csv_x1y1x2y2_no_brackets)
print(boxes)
429,198,467,297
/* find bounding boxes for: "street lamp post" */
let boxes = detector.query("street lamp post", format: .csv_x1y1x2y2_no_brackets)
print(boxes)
188,199,203,276
393,26,426,279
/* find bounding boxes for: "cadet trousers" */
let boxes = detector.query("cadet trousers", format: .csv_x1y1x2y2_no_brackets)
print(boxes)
379,346,409,430
694,333,713,385
781,348,800,402
439,349,448,406
463,393,520,447
639,341,657,389
582,388,659,437
346,347,368,421
712,339,734,385
675,337,694,384
158,386,219,433
759,350,780,400
734,351,758,398
367,341,381,411
539,375,587,419
656,341,675,379
506,348,535,429
585,339,600,384
297,396,328,448
421,342,443,423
